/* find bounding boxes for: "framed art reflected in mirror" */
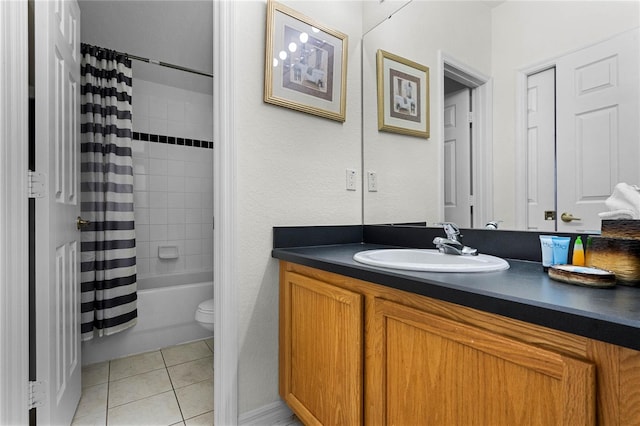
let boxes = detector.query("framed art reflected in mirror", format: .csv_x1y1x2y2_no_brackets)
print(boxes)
376,49,430,138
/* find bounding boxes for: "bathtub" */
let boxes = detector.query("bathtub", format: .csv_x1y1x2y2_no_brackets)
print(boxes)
82,271,214,365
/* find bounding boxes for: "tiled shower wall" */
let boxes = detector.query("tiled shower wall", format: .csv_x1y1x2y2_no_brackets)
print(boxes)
131,79,214,278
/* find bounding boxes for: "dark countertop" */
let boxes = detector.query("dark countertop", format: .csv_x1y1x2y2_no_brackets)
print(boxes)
272,243,640,351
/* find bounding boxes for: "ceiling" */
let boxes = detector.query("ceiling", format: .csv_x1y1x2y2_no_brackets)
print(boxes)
78,0,213,94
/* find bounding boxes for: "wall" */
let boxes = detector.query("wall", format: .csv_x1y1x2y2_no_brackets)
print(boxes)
232,0,363,414
131,79,214,278
491,1,640,228
362,1,492,224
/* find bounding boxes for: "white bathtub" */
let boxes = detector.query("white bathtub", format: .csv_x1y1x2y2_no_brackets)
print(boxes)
82,271,214,365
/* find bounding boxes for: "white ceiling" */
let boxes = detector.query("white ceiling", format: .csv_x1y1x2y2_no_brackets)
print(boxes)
78,0,213,94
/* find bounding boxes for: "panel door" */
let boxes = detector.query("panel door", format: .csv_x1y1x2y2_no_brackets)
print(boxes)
526,68,556,231
556,29,640,232
444,88,472,227
369,298,596,425
34,0,82,424
280,270,363,425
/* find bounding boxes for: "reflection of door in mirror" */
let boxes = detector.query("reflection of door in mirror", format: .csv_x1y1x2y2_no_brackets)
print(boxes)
524,29,640,233
444,84,472,227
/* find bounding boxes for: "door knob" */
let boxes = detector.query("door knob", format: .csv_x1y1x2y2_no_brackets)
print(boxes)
76,216,91,230
560,212,582,223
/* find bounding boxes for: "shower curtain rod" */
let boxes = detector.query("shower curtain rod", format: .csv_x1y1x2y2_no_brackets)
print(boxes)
123,51,213,78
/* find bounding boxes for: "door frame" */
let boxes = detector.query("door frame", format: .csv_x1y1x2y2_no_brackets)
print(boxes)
0,1,30,424
213,1,238,425
438,52,493,228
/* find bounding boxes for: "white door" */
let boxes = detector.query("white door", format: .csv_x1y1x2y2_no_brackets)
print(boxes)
526,68,556,231
556,28,640,232
444,88,472,227
34,0,82,424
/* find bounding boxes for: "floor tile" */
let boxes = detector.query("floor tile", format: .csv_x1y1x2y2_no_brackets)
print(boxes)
108,368,173,408
175,379,213,420
162,340,212,367
82,362,109,388
71,411,107,426
107,391,182,426
184,410,213,426
204,338,213,353
73,383,108,420
109,350,165,381
167,356,213,389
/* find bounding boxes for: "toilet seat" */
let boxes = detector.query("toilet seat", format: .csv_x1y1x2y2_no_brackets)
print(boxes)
195,298,214,330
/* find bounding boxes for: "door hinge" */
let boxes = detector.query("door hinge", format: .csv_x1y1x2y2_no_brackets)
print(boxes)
27,170,46,199
469,195,475,205
467,112,474,123
27,380,46,410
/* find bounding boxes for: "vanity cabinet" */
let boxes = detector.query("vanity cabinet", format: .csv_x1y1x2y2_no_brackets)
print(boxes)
280,261,640,425
279,266,364,425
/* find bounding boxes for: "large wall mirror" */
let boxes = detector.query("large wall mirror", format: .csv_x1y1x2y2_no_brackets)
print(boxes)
362,0,639,233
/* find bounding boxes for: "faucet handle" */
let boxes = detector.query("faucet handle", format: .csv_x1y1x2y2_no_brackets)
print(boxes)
434,222,460,239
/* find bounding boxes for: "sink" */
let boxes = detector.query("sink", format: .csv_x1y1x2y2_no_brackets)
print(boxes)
353,249,510,273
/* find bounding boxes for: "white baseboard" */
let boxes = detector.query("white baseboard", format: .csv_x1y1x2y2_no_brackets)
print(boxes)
238,400,293,426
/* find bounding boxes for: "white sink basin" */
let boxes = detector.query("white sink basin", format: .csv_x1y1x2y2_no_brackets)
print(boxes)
353,249,509,272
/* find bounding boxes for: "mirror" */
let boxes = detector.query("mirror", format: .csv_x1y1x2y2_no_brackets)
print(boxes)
362,1,639,231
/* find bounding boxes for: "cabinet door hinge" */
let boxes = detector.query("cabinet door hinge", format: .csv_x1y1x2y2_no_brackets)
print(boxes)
27,380,46,410
27,170,46,199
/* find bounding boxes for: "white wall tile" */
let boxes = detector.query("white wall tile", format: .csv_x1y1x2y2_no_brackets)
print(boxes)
149,175,168,192
167,192,185,209
150,208,168,225
149,159,168,176
167,208,186,224
149,224,168,241
148,95,168,119
132,79,213,279
149,192,167,209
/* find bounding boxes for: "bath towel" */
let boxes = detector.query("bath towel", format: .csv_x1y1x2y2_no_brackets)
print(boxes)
598,183,640,220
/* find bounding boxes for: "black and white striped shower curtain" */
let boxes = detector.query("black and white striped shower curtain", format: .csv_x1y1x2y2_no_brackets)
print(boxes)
80,43,137,341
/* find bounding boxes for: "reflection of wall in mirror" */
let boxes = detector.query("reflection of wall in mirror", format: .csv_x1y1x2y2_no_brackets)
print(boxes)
363,1,492,225
363,0,640,229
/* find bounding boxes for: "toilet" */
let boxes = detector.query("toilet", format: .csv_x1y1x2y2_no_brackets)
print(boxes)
195,298,214,331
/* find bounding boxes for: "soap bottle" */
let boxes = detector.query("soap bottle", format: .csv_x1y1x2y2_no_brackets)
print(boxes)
572,236,585,266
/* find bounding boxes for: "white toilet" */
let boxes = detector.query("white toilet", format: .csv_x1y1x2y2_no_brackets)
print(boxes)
195,298,214,331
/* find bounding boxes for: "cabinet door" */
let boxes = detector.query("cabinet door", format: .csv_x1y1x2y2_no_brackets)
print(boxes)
280,270,363,425
369,298,595,425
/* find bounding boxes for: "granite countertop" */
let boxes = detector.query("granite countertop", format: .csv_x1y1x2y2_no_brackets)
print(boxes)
272,243,640,351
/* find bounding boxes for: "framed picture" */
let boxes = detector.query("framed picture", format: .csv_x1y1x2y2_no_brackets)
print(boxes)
264,0,348,122
376,49,430,138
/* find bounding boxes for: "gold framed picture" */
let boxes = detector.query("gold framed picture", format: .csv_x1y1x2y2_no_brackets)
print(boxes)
376,49,430,138
264,0,348,122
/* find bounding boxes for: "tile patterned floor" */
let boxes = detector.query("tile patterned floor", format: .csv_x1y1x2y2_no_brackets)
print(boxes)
72,338,214,426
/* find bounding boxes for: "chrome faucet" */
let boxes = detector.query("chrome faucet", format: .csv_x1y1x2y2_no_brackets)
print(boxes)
432,222,478,256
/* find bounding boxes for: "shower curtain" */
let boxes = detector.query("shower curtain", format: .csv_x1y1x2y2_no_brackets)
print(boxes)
80,43,137,341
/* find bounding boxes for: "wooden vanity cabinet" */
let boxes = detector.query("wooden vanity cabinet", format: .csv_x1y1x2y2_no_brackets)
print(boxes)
279,261,640,425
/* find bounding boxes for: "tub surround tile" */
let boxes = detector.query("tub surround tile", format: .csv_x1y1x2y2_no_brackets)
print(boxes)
167,356,213,389
107,368,173,408
161,341,212,367
107,391,182,426
82,362,109,388
109,351,165,382
175,379,214,420
74,383,108,420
